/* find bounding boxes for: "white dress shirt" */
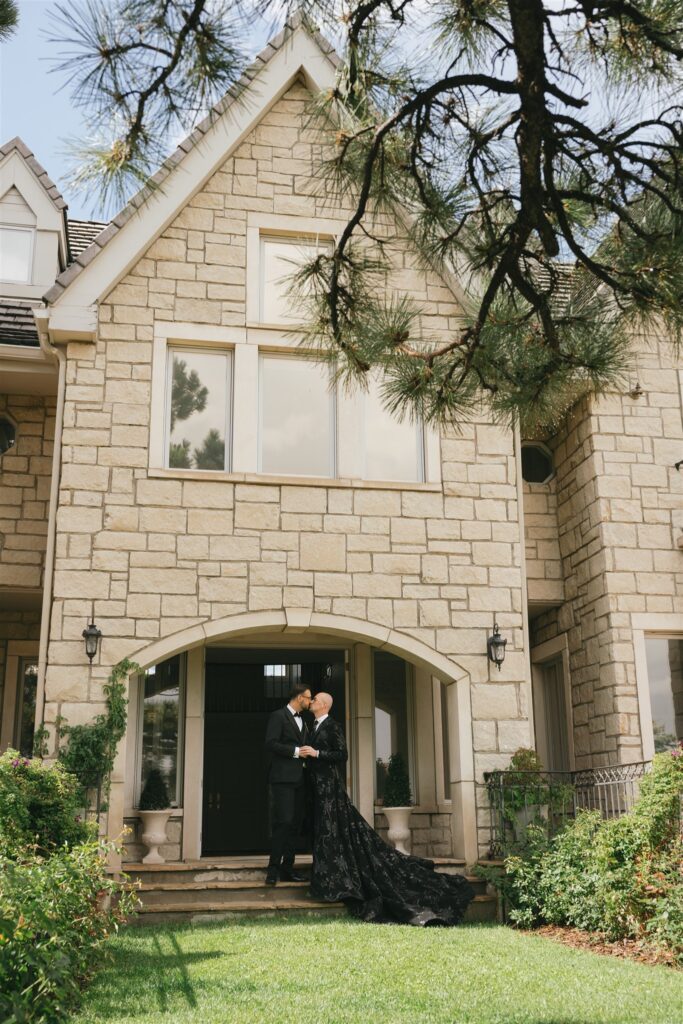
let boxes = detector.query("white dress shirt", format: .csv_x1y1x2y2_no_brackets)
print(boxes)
310,713,328,756
287,703,303,758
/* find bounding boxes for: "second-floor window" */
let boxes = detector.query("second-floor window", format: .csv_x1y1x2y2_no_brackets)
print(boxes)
165,347,232,471
259,235,327,324
0,226,33,283
362,374,424,483
259,353,335,477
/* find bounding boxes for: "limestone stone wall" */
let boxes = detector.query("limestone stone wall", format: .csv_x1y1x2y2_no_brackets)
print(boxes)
0,393,54,590
523,476,564,607
530,335,683,767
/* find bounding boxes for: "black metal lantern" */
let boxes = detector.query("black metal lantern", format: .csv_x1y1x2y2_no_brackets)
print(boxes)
82,620,102,663
487,622,507,670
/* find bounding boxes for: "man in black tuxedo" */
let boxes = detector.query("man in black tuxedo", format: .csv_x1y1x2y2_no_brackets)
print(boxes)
264,682,312,885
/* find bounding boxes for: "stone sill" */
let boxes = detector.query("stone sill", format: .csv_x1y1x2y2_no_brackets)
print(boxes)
374,802,452,815
125,807,184,818
148,467,442,493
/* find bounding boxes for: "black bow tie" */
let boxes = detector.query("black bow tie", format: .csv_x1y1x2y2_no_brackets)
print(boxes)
313,720,320,731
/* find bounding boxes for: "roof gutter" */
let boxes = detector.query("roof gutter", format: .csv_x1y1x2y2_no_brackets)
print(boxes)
34,312,66,751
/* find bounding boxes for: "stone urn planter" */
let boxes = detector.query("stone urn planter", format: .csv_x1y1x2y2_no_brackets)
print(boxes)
139,808,172,864
384,806,412,855
138,768,171,864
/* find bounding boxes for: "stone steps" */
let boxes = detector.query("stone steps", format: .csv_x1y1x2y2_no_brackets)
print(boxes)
121,856,497,925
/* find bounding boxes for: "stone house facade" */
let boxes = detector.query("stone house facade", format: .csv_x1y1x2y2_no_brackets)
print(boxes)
1,17,681,867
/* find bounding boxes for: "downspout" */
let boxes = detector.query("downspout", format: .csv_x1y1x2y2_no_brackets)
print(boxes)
514,421,535,747
35,320,66,751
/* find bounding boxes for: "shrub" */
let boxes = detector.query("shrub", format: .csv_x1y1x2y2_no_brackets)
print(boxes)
486,748,683,961
382,752,412,807
138,768,170,810
0,840,137,1024
0,750,94,858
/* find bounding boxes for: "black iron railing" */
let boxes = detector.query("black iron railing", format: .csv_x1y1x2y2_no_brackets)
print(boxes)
480,761,651,858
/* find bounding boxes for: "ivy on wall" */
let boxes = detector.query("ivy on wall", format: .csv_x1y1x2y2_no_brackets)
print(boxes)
54,658,140,817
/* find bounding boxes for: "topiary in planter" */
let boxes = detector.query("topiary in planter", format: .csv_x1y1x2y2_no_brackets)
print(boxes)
383,752,412,807
138,769,169,811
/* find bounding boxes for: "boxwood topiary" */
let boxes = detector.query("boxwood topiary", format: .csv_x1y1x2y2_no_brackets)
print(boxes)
139,768,170,811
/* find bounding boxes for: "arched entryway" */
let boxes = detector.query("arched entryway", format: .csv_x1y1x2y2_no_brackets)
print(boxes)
115,612,477,864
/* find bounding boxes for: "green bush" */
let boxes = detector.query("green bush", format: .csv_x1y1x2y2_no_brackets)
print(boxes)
383,752,412,807
486,748,683,960
0,840,137,1024
138,767,169,810
0,750,95,858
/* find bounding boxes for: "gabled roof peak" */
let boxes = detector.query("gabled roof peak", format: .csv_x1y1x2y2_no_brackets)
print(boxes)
43,12,339,306
0,136,68,211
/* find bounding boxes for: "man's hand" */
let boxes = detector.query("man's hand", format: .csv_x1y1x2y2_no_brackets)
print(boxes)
299,745,318,758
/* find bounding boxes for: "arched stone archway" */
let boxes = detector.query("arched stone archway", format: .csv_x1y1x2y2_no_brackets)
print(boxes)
113,610,477,867
128,609,469,684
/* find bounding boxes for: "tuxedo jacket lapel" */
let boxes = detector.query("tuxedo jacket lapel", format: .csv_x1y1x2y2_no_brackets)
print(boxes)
284,707,304,742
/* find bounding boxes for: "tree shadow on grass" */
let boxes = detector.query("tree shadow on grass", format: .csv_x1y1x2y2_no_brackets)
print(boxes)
87,932,230,1019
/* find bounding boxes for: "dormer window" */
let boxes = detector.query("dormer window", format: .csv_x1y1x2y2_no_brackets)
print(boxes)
0,226,34,283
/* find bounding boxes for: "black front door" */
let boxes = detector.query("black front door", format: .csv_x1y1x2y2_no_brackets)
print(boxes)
202,648,346,856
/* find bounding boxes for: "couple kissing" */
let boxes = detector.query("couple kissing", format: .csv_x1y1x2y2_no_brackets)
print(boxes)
265,682,474,926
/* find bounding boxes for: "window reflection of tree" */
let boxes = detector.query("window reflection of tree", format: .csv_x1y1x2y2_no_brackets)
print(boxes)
17,661,38,757
141,656,181,803
373,652,410,801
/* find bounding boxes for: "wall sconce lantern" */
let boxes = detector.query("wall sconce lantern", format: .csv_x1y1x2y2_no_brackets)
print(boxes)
82,620,102,663
487,622,507,671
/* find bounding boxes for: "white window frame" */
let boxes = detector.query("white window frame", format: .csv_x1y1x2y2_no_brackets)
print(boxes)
633,614,683,761
257,234,331,326
0,225,35,284
245,213,343,327
150,331,238,474
257,349,337,478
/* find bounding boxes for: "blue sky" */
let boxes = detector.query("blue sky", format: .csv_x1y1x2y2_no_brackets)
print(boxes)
0,1,275,221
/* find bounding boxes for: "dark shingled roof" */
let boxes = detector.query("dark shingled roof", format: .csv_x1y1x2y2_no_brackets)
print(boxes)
0,300,40,347
0,137,68,211
67,219,108,262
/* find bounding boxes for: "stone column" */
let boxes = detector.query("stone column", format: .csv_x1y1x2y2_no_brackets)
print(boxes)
446,677,478,864
352,643,375,823
182,645,204,861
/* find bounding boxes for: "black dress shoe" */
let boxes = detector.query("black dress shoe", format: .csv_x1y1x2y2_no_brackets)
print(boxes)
279,869,307,882
265,870,278,886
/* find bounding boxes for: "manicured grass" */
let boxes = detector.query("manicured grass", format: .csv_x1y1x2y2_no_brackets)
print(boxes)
74,917,682,1024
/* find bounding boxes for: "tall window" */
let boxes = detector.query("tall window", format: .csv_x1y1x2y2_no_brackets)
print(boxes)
139,655,185,805
374,652,413,802
165,348,232,471
15,658,38,757
362,374,424,482
259,236,327,324
259,354,335,476
646,637,683,752
539,658,570,771
0,227,33,283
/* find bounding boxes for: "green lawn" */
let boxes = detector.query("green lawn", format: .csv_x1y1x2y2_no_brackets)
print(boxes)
73,917,682,1024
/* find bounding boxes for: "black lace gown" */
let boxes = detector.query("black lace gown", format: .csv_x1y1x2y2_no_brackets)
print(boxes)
307,715,475,926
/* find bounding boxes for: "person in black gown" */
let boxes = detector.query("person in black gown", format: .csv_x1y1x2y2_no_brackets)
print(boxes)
299,692,474,926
